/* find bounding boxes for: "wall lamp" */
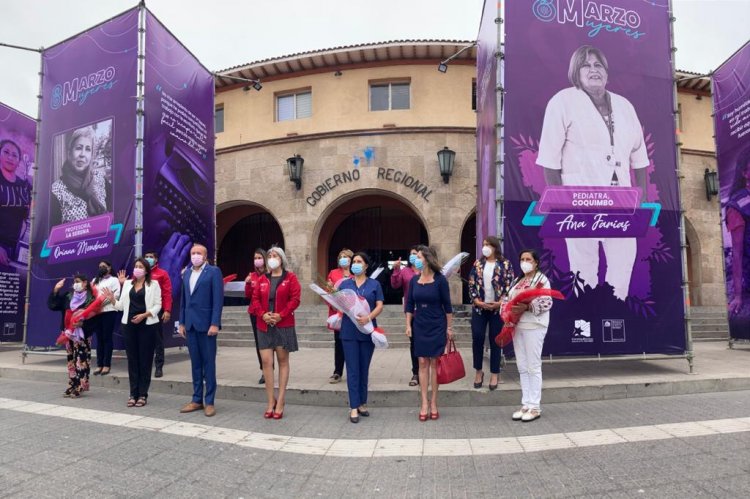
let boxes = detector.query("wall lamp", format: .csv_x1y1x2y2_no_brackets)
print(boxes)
243,81,263,91
704,168,718,201
215,72,263,91
287,154,304,190
437,41,477,73
437,146,456,184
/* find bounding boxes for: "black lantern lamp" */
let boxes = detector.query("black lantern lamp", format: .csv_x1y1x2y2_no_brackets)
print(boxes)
437,146,456,184
287,154,304,190
704,168,718,201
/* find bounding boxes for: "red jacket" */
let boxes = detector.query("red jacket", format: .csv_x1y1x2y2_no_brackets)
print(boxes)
252,271,301,332
325,268,352,331
150,264,173,314
244,271,264,315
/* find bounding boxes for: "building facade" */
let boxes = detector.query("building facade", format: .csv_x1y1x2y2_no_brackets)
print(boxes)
214,42,723,309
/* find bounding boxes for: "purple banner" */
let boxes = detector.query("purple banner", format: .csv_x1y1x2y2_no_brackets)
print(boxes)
713,41,750,340
143,10,215,347
476,0,498,255
0,102,35,342
27,9,139,347
503,0,685,355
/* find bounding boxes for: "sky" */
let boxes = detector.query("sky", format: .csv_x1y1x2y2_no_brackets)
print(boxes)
1,0,748,117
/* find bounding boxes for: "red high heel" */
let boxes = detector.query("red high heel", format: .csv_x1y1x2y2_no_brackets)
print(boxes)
272,410,283,420
264,400,276,419
430,411,440,420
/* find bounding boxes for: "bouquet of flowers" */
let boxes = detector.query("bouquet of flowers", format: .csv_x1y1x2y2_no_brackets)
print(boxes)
310,283,388,348
442,252,470,279
495,285,564,347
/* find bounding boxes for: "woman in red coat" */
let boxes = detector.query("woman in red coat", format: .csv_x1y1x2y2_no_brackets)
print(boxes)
252,246,301,419
245,248,268,384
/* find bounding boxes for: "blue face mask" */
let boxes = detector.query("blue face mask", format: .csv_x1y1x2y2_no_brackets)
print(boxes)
145,257,155,268
408,254,418,266
338,257,350,268
351,263,364,275
413,258,424,271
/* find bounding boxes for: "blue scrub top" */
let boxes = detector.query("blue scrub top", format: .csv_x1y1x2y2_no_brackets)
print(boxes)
338,277,384,341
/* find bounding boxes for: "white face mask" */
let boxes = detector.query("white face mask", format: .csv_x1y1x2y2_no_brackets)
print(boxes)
73,282,84,293
482,246,493,258
267,257,281,270
520,261,535,274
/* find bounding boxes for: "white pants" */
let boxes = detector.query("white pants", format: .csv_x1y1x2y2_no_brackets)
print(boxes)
513,326,547,411
565,237,637,300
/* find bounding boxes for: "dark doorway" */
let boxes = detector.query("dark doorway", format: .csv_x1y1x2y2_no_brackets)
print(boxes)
460,212,477,304
323,198,428,305
218,212,284,281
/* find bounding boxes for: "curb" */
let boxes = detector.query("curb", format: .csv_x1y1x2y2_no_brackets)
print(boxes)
2,365,749,408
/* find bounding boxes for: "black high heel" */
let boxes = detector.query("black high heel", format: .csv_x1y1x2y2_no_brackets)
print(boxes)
473,372,484,389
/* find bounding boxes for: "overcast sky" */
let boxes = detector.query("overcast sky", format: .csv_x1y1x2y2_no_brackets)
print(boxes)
1,0,747,116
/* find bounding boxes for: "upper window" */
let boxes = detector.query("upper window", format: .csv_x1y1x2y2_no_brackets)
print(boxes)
472,80,477,111
215,105,224,133
276,91,312,121
370,82,410,111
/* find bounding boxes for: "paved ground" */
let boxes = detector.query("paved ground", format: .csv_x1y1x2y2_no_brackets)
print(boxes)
1,378,749,498
2,341,749,407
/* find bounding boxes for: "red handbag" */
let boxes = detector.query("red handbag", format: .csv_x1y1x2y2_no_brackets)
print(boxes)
437,339,466,385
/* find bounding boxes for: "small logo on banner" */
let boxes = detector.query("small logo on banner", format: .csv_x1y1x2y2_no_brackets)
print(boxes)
572,320,594,343
602,319,626,342
3,323,16,337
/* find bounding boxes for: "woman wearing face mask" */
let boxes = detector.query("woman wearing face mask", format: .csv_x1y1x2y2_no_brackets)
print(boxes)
337,252,384,423
326,248,354,383
0,139,31,267
50,126,110,226
101,258,162,408
47,274,104,398
91,260,121,376
467,236,514,390
391,245,422,387
405,245,454,421
245,248,268,384
253,247,301,419
508,250,553,422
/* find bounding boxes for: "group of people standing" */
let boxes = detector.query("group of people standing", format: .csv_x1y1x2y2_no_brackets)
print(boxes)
318,239,554,423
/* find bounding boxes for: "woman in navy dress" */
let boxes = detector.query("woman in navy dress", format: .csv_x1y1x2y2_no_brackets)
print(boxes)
405,245,454,421
338,252,384,423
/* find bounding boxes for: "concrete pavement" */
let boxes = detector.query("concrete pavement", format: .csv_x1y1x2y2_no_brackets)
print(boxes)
0,341,748,407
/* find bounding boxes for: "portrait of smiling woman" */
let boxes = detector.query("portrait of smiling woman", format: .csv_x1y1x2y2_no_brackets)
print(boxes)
0,138,32,266
50,123,112,226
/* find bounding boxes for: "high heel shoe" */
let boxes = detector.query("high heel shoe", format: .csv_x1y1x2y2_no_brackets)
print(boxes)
430,411,440,420
473,372,484,389
272,402,284,420
264,400,276,419
418,412,428,422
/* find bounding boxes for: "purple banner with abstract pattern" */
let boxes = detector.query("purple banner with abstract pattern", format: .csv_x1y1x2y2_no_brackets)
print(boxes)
503,0,685,355
0,102,35,342
27,8,139,347
143,10,215,347
476,0,498,255
713,41,750,340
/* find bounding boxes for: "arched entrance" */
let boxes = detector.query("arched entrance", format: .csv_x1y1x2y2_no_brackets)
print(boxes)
217,203,284,281
684,217,702,306
317,192,428,305
460,212,477,304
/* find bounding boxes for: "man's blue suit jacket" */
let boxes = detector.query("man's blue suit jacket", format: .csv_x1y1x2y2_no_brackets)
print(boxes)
179,264,224,332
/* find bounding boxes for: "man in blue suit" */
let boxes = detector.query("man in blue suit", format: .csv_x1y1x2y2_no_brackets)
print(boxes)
178,243,223,417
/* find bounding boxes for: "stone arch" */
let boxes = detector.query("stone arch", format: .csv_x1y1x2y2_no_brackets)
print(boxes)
683,216,702,306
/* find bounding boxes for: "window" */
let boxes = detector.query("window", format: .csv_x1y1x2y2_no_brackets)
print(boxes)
369,82,410,111
677,102,683,132
215,106,224,133
276,91,312,121
472,80,477,111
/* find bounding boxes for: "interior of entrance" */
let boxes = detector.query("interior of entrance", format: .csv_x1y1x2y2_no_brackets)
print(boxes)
319,195,428,305
460,212,477,304
217,206,284,282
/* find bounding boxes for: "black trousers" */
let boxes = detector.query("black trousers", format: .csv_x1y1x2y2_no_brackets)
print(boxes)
333,330,345,376
153,311,168,369
409,335,418,376
124,321,157,399
94,311,117,368
250,314,263,370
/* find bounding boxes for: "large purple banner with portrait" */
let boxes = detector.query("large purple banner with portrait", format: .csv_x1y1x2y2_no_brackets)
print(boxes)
0,102,35,342
713,41,750,341
143,10,215,347
27,9,139,347
476,0,498,254
503,0,685,355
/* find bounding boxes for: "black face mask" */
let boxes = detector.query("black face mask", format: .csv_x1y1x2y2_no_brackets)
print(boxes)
98,267,108,277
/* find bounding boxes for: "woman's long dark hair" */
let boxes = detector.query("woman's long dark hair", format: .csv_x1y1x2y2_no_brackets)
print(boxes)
254,248,267,274
92,260,112,285
483,236,504,261
133,257,152,284
416,245,442,275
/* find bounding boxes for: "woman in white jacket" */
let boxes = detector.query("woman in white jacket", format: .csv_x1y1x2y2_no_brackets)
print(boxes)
508,249,553,422
102,257,161,407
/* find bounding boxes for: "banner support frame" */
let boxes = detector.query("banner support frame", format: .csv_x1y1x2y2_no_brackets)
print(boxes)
495,3,505,250
133,3,146,257
668,0,695,373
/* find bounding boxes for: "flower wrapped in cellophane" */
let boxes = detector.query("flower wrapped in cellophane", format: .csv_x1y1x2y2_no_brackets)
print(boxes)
441,252,470,279
310,283,388,349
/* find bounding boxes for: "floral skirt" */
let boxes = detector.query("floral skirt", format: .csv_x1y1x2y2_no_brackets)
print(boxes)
66,338,91,396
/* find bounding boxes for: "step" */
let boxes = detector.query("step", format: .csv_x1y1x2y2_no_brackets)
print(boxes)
217,339,476,349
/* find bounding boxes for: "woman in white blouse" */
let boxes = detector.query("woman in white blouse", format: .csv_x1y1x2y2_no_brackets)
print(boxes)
508,249,553,422
101,257,161,408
